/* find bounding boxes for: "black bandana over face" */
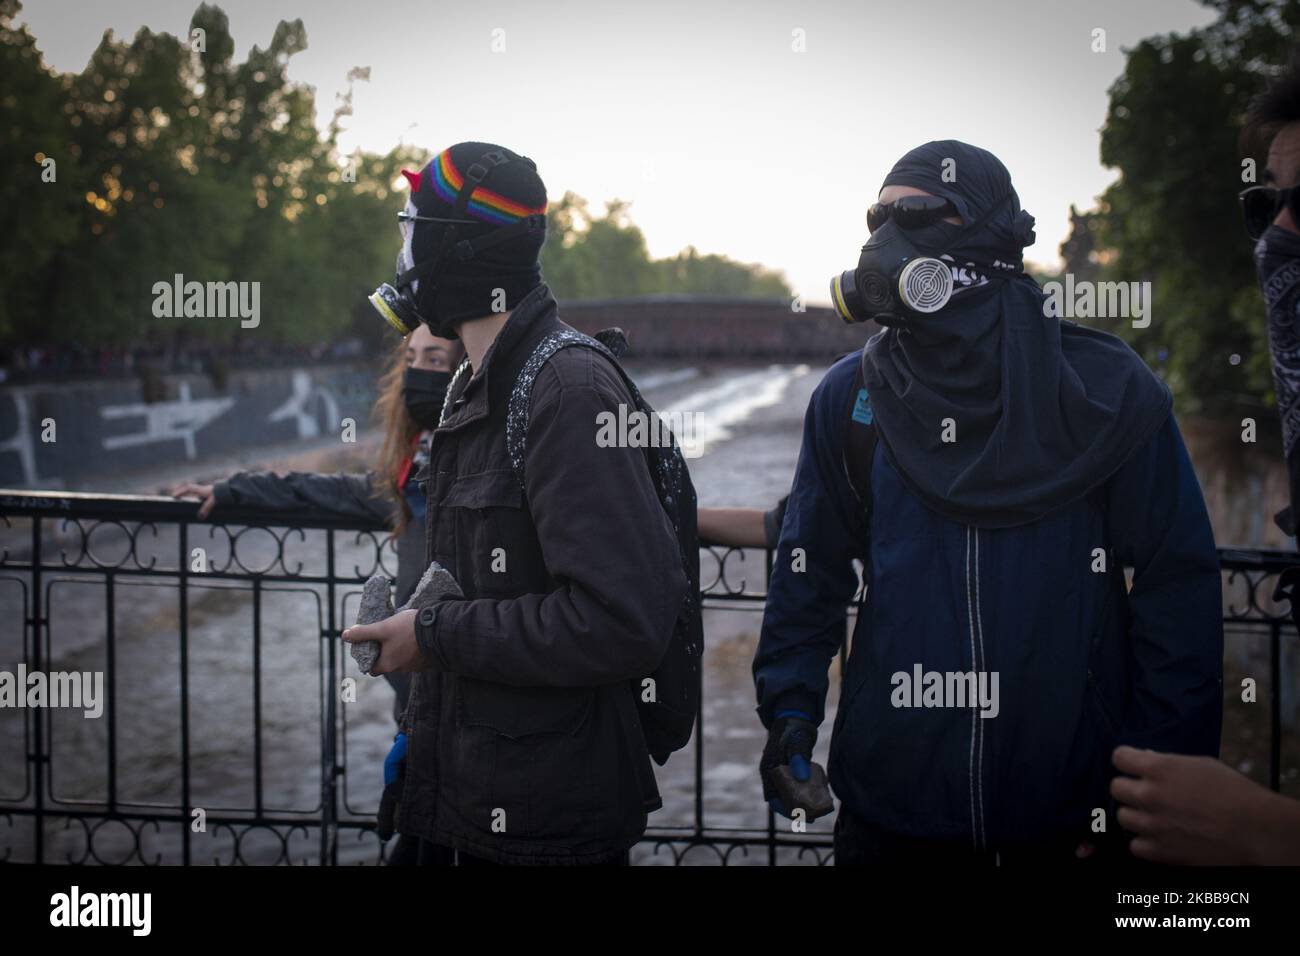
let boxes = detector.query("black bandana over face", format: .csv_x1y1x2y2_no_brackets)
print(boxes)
1255,224,1300,458
861,140,1172,528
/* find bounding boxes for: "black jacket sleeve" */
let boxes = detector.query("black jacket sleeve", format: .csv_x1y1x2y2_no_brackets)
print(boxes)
212,470,393,526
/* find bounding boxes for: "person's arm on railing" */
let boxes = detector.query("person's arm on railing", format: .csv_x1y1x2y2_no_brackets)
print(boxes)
699,497,789,549
1104,413,1224,755
698,508,767,549
172,471,393,526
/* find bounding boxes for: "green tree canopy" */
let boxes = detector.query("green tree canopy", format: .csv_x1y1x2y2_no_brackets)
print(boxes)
1,1,429,351
1063,0,1300,414
0,1,788,357
540,192,790,301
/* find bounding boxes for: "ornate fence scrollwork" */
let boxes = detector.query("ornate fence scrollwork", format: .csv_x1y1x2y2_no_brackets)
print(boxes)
0,492,1293,865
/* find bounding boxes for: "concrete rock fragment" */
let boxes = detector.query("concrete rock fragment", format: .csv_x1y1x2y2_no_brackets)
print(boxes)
350,573,394,676
398,561,464,612
350,563,463,676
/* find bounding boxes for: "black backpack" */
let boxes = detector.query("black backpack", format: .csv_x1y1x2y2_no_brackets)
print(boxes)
506,327,702,765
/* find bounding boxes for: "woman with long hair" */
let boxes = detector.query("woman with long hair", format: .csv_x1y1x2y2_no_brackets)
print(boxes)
171,324,464,721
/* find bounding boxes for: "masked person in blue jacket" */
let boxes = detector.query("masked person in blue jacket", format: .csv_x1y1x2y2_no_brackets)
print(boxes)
753,140,1224,865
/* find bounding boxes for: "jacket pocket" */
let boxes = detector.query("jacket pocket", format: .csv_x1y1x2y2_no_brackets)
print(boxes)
442,469,522,509
454,681,592,738
456,679,593,739
449,680,603,845
440,470,532,596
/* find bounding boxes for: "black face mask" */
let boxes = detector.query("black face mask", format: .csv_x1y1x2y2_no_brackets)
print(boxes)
402,367,452,429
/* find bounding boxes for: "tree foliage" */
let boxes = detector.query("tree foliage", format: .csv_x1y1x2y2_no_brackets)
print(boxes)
1,1,428,350
1065,0,1300,413
540,192,789,301
0,1,788,355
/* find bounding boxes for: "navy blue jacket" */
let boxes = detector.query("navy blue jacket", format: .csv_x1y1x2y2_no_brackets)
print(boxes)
754,353,1224,848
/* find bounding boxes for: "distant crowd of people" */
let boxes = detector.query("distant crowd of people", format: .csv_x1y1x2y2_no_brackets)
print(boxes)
0,337,371,386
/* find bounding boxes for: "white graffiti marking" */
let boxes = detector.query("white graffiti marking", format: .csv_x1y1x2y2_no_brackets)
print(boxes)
268,371,339,439
101,382,235,460
0,392,38,484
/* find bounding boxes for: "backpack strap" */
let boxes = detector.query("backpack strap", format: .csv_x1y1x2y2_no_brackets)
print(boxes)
507,327,662,488
505,326,701,658
842,352,877,524
506,328,623,487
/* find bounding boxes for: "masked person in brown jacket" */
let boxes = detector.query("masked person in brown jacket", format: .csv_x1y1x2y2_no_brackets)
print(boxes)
344,142,693,866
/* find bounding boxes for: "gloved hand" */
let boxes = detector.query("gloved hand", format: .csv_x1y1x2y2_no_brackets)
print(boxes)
377,732,407,841
760,710,833,820
761,711,816,813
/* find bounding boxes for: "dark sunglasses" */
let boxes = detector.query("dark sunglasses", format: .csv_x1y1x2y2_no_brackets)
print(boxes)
1239,185,1300,241
867,195,960,233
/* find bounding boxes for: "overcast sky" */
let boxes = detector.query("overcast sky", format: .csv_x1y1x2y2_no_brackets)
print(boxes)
22,0,1217,303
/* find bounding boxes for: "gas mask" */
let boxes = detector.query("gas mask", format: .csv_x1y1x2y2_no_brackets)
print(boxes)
368,151,546,339
369,210,426,336
830,192,1018,329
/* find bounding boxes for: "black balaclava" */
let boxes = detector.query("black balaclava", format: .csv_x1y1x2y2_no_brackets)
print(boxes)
861,140,1172,529
401,141,548,339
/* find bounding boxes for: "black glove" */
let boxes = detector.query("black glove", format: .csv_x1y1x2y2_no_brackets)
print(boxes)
760,711,818,816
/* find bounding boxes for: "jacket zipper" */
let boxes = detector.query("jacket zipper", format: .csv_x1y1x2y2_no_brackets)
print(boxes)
965,526,987,852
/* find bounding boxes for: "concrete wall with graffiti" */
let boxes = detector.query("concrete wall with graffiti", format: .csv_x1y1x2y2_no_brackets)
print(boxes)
0,364,377,488
0,299,870,489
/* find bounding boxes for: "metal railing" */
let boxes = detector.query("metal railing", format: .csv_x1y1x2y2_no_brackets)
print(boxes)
0,490,1294,865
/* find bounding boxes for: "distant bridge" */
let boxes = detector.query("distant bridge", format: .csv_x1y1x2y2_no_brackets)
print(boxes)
560,296,876,359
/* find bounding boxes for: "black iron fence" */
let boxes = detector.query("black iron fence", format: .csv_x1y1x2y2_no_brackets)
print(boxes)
0,490,1295,865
